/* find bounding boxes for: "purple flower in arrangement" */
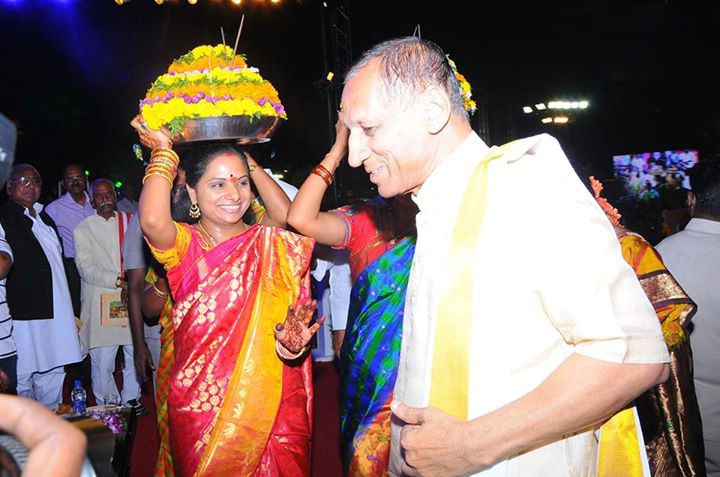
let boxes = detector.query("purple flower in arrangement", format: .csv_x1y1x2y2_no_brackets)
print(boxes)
197,91,206,99
87,409,125,436
273,103,285,115
257,97,268,106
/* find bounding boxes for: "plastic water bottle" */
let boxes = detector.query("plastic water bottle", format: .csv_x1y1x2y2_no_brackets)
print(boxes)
70,380,87,416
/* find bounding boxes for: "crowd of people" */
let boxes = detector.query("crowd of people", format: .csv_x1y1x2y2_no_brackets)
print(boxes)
0,36,718,477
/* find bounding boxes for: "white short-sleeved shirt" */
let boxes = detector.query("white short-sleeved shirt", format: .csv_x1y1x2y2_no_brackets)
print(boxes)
391,132,669,476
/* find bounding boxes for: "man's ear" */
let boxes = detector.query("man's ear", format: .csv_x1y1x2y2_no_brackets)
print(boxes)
423,86,451,134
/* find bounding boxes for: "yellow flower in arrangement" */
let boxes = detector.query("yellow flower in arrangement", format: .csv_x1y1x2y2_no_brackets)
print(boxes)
447,57,477,115
140,44,286,136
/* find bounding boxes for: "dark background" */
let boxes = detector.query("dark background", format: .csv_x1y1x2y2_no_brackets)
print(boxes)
1,0,719,201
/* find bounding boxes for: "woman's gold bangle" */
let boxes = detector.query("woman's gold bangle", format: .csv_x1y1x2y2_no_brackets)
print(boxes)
275,340,308,360
151,283,169,299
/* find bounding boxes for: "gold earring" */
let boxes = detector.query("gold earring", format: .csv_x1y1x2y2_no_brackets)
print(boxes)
189,203,201,219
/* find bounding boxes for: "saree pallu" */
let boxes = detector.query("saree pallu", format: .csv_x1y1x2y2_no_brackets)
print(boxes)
599,232,705,476
155,296,175,476
339,235,415,476
153,223,314,476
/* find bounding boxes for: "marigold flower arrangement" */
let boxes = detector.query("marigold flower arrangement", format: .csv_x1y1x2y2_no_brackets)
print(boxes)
447,57,477,115
139,44,287,137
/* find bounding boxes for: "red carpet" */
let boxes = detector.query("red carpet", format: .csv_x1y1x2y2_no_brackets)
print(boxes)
127,360,343,476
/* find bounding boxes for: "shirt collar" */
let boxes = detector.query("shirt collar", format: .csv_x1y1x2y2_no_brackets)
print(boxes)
21,202,44,219
685,217,720,235
95,210,118,222
413,131,490,212
62,191,91,207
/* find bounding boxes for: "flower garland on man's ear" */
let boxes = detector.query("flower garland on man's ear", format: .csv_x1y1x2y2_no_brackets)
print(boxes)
590,176,622,226
447,56,477,115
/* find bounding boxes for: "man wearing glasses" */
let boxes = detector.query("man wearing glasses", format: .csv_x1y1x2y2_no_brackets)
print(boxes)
0,164,82,408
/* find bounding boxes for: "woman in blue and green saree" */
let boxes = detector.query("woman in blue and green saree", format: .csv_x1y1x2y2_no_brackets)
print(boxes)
287,119,417,476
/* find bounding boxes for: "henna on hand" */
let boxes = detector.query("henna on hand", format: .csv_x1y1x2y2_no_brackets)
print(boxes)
274,300,325,354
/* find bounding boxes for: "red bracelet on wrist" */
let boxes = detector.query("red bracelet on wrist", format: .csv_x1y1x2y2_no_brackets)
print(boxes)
311,164,334,187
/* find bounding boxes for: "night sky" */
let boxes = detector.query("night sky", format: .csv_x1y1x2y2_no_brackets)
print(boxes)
1,0,718,198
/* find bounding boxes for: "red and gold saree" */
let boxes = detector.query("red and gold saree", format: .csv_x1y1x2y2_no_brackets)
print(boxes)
151,222,314,476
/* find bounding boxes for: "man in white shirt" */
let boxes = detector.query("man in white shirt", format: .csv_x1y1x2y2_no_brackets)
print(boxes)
74,179,141,410
657,161,720,476
311,245,351,360
0,164,82,409
340,37,671,476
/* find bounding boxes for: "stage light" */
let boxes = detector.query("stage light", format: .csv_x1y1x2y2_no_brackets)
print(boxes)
535,103,546,110
326,71,334,82
231,0,242,4
523,106,533,114
553,116,569,124
115,0,125,4
115,181,123,188
541,117,552,124
155,0,163,4
270,0,280,3
188,0,197,4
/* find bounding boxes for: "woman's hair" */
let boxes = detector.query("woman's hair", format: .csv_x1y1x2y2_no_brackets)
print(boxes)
173,142,256,224
344,36,467,118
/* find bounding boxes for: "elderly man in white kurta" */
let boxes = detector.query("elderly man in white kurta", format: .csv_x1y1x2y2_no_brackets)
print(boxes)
341,37,671,476
0,164,82,409
74,179,140,407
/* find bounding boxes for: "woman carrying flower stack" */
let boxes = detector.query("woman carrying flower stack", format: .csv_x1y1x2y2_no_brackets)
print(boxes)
131,115,322,476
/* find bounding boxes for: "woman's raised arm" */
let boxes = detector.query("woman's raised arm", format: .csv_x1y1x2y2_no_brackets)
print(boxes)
287,116,349,246
131,115,177,250
244,152,291,228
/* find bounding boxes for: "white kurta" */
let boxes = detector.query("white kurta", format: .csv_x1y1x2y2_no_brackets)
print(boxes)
74,212,133,351
13,204,82,375
390,133,670,476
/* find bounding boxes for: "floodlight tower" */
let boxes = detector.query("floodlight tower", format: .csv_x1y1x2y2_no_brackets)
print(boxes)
320,0,352,202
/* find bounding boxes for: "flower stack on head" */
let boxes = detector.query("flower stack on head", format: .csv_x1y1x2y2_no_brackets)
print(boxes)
139,44,287,138
447,56,477,115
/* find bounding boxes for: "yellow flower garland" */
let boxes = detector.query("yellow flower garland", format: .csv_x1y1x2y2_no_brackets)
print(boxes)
139,44,287,135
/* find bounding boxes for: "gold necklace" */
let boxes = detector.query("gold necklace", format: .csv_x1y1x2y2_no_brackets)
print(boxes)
195,222,217,247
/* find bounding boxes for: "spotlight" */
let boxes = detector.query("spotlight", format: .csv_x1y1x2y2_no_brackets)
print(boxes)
155,0,163,4
231,0,241,4
188,0,197,4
